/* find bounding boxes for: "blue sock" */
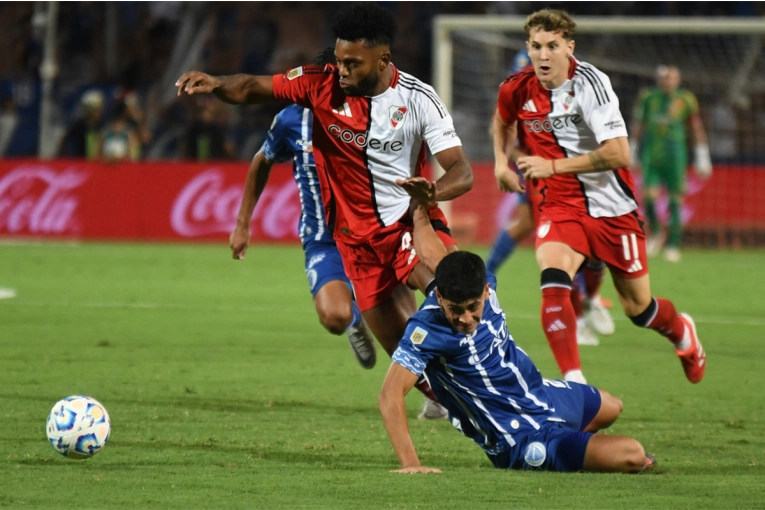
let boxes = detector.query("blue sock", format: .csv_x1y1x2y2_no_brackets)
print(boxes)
347,301,363,330
486,231,517,273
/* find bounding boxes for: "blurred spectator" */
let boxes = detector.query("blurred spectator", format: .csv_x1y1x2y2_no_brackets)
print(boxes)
58,88,104,159
181,97,233,161
100,98,141,162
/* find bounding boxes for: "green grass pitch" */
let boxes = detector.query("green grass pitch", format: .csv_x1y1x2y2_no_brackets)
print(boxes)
1,242,763,508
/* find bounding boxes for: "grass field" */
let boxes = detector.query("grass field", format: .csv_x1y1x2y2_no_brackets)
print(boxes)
1,242,764,508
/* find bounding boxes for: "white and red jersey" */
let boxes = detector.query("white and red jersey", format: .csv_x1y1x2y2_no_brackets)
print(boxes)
497,58,637,218
272,64,461,245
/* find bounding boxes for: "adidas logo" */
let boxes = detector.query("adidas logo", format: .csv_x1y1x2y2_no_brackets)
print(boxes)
521,99,538,113
627,259,643,273
546,319,567,332
333,102,352,117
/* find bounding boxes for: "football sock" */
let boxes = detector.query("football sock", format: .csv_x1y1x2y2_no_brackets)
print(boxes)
346,301,363,330
629,297,689,350
570,282,584,319
486,230,517,274
582,260,606,300
563,369,587,384
414,376,438,401
541,269,581,376
644,196,659,235
668,197,682,247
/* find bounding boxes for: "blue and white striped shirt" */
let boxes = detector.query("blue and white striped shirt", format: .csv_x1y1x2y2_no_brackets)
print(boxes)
261,104,330,244
392,273,566,457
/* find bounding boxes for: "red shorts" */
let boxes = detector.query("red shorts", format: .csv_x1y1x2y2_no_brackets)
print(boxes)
535,206,648,278
336,215,455,312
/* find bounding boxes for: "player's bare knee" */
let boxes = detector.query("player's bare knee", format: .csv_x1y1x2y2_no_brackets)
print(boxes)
316,307,352,335
623,440,647,472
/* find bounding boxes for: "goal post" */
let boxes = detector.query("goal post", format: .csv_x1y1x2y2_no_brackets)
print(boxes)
433,15,765,246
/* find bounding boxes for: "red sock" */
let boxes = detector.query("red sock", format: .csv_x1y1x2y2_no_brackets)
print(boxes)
415,377,438,401
583,262,605,300
631,297,685,344
570,285,584,319
541,287,581,375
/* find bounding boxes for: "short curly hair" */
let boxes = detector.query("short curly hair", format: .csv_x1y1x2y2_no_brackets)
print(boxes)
331,3,397,47
524,9,576,40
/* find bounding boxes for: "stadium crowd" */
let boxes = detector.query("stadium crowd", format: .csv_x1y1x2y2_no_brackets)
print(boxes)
0,1,763,160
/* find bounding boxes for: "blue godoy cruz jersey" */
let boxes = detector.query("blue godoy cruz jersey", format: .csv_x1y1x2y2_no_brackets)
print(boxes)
261,104,331,244
392,273,568,459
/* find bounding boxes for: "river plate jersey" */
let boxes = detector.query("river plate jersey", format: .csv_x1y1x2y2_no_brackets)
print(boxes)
497,57,637,218
272,64,462,245
392,274,575,457
633,87,699,162
261,104,331,244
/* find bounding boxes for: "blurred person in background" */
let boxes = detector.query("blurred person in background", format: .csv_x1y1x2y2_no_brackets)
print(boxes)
58,88,104,159
630,65,712,263
99,98,141,162
182,96,233,161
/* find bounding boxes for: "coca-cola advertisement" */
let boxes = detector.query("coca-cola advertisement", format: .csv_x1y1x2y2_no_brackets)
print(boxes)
1,160,763,244
0,160,301,242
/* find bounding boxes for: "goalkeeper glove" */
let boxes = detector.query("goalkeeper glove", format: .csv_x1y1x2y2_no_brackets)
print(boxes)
694,144,712,178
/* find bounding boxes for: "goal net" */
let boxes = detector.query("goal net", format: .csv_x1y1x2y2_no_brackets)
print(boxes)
434,16,765,247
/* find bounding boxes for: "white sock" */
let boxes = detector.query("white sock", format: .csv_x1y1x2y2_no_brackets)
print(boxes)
576,316,587,329
674,324,692,352
564,369,587,384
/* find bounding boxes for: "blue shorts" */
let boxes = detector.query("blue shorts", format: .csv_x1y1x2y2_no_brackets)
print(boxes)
303,241,350,298
544,379,602,431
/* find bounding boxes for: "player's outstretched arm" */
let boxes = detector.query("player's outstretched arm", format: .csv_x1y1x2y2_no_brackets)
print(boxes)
230,151,275,260
176,71,275,105
411,202,448,275
518,137,631,179
492,113,525,193
379,363,442,474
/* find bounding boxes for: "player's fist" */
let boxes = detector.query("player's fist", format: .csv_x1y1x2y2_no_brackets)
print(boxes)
695,144,712,179
229,225,251,260
176,71,222,97
494,164,525,193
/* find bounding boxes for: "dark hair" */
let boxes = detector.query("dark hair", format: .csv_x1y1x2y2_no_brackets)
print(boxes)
314,47,336,66
435,252,487,303
331,3,397,47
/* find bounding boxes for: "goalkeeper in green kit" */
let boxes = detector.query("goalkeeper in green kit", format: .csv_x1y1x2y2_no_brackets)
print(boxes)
630,65,712,263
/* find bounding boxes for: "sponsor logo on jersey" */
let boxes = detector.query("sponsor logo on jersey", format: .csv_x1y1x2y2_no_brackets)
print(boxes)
287,67,303,80
524,115,582,133
521,99,538,113
389,106,408,130
538,220,551,239
410,327,428,344
332,102,352,117
327,125,404,152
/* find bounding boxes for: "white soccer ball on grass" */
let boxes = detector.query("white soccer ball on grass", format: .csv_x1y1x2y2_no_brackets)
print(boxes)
46,395,111,459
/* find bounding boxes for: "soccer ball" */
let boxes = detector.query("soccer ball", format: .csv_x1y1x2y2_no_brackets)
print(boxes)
46,395,111,459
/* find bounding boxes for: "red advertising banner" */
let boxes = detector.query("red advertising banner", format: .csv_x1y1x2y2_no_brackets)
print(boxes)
1,160,763,244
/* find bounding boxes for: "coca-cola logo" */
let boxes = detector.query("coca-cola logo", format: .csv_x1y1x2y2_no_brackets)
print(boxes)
171,169,301,238
0,165,89,234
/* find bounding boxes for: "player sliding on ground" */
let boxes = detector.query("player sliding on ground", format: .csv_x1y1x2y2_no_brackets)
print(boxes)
230,48,376,370
492,9,706,384
378,202,655,474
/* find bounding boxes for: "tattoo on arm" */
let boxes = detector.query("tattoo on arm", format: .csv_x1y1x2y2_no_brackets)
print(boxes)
588,150,610,170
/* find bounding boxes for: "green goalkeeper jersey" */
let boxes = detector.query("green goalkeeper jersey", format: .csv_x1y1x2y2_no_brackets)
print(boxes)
633,87,699,162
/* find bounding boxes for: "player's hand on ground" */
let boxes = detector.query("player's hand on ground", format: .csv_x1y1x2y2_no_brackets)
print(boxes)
494,164,525,193
229,225,251,260
517,156,554,180
390,466,442,474
176,71,222,97
396,177,436,201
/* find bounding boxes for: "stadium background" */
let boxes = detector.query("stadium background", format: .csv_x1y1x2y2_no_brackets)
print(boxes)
2,2,765,247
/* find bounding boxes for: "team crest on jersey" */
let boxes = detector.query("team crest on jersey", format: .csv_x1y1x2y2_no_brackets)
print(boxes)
287,67,303,80
410,327,428,344
389,106,408,131
561,92,575,111
538,221,551,239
